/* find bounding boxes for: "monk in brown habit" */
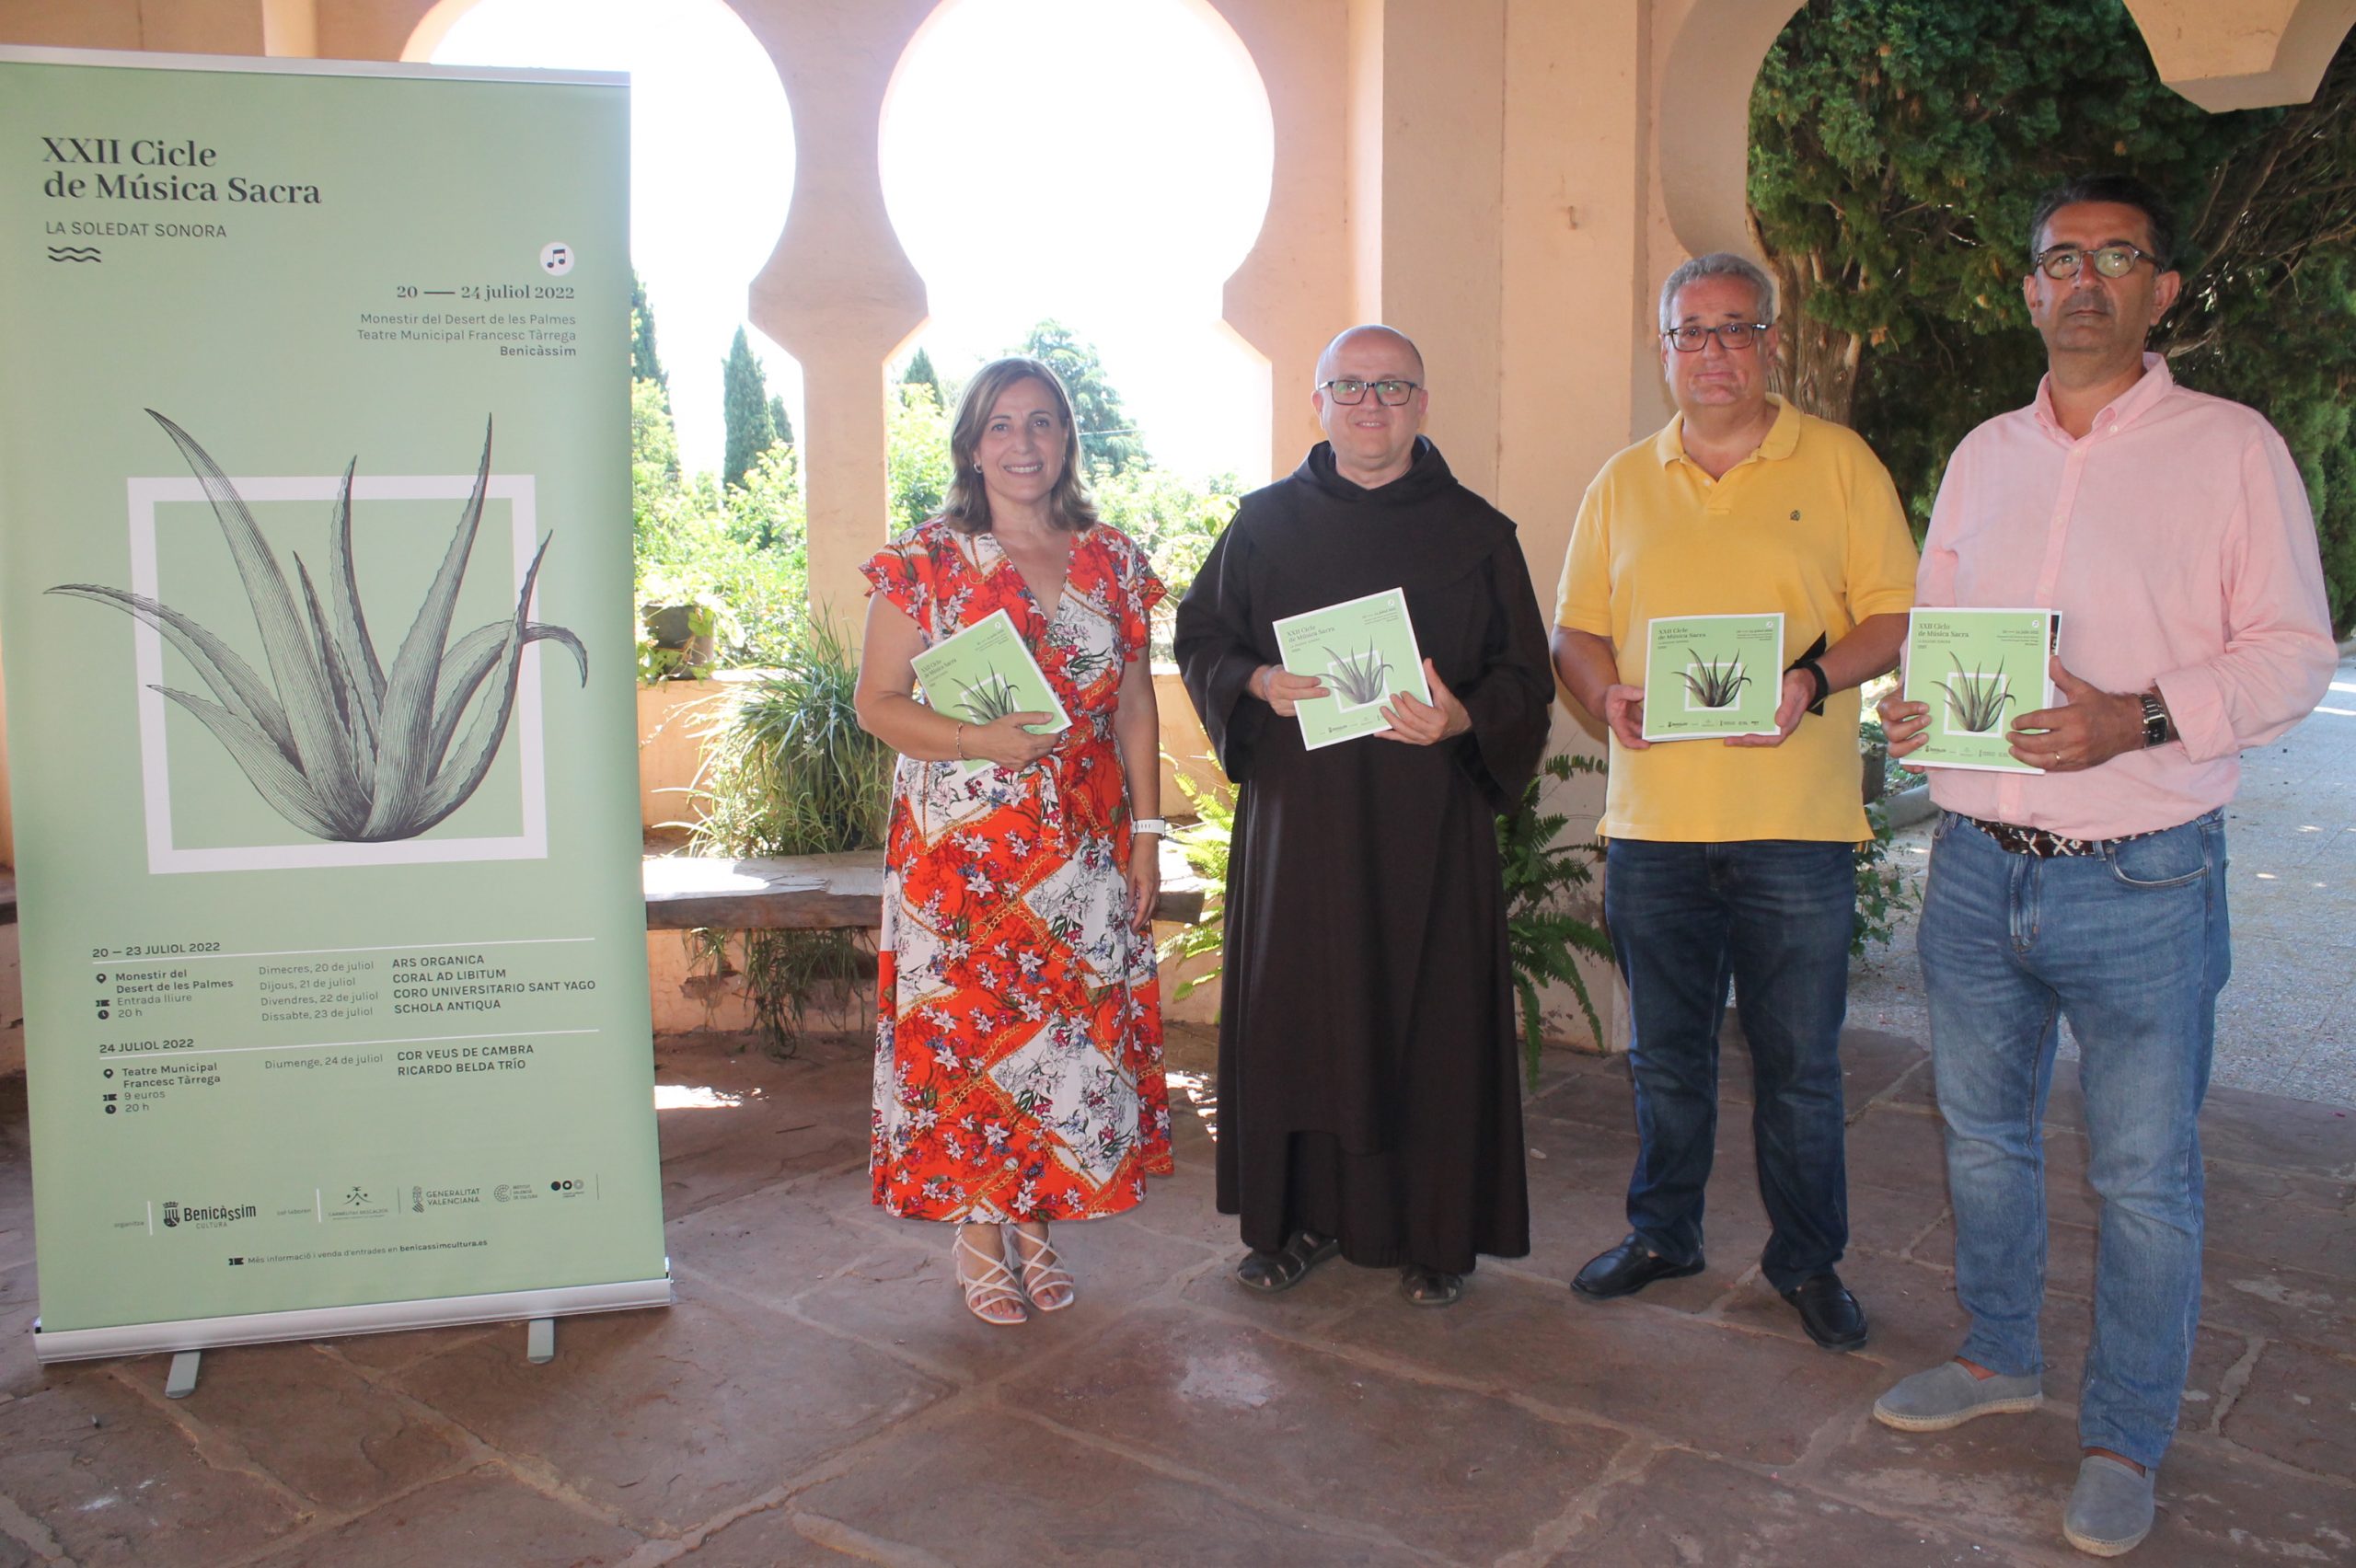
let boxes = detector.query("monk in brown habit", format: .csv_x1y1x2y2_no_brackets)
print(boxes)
1173,325,1553,1306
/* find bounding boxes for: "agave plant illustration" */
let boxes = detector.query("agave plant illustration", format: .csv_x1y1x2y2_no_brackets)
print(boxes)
1322,642,1392,706
49,410,585,843
954,671,1026,723
1934,655,2015,733
1682,648,1750,709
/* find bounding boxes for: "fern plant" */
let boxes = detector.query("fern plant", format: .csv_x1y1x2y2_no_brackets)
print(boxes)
1157,764,1234,1005
1498,752,1612,1085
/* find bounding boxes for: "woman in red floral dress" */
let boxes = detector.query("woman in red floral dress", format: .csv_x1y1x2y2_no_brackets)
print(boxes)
852,357,1172,1325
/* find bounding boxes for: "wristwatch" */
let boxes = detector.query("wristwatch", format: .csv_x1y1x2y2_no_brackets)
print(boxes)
1132,818,1169,837
2138,690,2173,748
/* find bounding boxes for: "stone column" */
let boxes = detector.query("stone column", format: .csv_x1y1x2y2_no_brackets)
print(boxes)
730,0,934,637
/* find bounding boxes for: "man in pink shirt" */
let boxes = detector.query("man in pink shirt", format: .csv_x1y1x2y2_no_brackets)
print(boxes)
1875,175,2338,1558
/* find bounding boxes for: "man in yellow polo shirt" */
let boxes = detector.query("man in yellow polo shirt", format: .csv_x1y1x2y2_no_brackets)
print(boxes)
1552,251,1917,1351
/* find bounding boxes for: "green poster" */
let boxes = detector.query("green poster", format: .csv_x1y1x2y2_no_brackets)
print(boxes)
1641,613,1784,741
1271,587,1431,750
0,49,667,1358
1902,607,2062,773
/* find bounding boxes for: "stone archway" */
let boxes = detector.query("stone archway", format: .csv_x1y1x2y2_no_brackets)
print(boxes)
1651,0,2356,266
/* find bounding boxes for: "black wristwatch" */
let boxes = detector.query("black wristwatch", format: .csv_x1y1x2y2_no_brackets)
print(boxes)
1785,633,1831,717
2138,690,2173,748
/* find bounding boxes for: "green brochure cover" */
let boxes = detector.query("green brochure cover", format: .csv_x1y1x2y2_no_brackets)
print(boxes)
1271,587,1432,751
1641,613,1784,740
1903,607,2062,773
911,608,1071,775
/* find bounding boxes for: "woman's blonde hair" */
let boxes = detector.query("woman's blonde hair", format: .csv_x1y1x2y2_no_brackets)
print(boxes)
941,356,1100,535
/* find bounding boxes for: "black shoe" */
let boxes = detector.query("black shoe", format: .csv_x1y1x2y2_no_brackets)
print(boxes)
1780,1272,1868,1352
1235,1229,1341,1294
1400,1265,1464,1308
1570,1235,1704,1300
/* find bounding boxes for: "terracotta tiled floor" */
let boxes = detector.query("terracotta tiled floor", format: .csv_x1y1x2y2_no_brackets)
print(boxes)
0,1018,2349,1566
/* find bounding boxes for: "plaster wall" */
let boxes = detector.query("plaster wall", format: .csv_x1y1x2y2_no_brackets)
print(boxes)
1213,0,1351,477
1370,0,1509,496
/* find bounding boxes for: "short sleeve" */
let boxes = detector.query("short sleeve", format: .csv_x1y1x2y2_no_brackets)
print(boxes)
859,533,931,627
1554,473,1615,636
1100,527,1166,664
1840,435,1920,621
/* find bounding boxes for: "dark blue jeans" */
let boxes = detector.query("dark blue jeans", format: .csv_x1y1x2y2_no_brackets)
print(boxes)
1603,838,1856,1292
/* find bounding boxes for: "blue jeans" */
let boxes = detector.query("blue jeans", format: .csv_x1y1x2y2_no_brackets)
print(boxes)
1918,811,2229,1470
1603,838,1856,1293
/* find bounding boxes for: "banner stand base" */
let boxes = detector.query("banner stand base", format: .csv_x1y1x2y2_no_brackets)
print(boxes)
165,1351,201,1399
526,1318,555,1365
33,1274,673,1365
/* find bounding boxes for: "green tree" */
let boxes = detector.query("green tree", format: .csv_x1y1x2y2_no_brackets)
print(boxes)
629,270,669,403
722,326,779,493
887,381,954,530
631,377,682,502
768,393,795,451
1017,319,1148,477
902,346,943,408
1091,465,1241,601
1750,0,2356,629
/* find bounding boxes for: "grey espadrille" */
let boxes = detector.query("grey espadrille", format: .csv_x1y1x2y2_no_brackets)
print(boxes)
1872,1359,2044,1432
2063,1455,2155,1557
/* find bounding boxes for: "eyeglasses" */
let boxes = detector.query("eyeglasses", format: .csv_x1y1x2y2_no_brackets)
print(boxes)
1662,322,1770,353
1319,377,1420,406
2033,244,2159,281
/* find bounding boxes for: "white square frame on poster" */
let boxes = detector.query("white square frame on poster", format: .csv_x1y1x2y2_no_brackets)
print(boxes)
122,472,549,873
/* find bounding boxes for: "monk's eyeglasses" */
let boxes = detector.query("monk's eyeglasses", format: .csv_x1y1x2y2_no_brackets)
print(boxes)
1320,377,1420,406
1663,322,1770,352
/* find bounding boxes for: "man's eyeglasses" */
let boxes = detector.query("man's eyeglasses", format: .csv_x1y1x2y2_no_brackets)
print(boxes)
1319,377,1420,406
2033,245,2159,282
1662,322,1770,353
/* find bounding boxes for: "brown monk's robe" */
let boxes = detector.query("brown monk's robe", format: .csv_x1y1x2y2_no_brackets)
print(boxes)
1172,438,1553,1274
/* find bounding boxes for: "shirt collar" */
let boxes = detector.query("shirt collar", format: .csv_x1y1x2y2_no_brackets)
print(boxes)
1655,394,1801,468
2031,352,2174,439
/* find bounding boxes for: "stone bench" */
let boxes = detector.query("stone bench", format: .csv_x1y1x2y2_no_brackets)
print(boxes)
643,841,1208,931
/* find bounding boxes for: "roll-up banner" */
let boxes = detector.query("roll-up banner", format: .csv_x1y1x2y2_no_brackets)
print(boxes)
0,47,669,1360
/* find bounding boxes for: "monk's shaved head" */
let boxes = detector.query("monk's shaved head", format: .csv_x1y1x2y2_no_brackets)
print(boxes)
1316,325,1425,385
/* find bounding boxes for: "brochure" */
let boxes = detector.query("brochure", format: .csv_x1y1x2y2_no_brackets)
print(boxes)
1902,606,2062,773
1271,587,1432,750
910,607,1070,774
1641,613,1785,740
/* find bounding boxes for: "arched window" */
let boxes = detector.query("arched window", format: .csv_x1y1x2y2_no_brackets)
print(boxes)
420,0,800,477
879,0,1275,487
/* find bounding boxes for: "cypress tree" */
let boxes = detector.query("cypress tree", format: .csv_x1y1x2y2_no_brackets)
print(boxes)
722,327,776,492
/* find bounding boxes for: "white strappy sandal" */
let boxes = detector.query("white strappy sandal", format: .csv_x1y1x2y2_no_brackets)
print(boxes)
1008,1226,1075,1312
954,1224,1026,1326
